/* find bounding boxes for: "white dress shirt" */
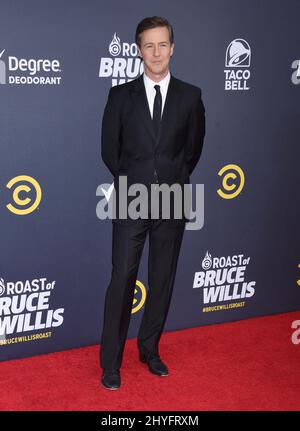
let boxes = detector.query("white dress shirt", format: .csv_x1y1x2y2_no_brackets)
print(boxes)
143,71,171,119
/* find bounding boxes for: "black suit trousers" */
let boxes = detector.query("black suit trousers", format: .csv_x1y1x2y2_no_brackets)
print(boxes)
100,216,185,370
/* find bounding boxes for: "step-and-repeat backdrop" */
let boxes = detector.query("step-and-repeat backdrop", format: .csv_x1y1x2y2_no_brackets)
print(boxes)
0,0,299,361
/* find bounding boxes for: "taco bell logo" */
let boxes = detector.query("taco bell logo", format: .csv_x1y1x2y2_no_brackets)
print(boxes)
0,49,6,84
224,38,251,91
225,39,251,67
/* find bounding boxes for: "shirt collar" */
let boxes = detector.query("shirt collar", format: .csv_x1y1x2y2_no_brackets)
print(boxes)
143,70,171,93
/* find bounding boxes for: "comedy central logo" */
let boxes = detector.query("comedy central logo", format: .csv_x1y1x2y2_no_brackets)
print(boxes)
132,280,147,314
0,48,62,85
297,263,300,287
6,175,42,215
224,38,251,90
217,164,245,199
98,32,143,86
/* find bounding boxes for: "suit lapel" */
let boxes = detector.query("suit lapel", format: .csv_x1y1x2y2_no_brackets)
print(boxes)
158,73,180,147
132,73,156,143
131,72,180,148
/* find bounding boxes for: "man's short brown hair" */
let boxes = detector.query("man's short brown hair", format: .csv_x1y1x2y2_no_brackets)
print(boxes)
135,16,174,48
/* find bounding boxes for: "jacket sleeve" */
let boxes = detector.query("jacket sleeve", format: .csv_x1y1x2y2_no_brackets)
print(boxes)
185,88,206,176
101,87,121,177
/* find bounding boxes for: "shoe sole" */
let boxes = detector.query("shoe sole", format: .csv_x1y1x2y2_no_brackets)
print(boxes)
149,369,169,377
101,381,120,390
139,356,169,376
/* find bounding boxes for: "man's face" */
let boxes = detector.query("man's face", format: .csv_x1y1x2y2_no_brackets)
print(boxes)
138,26,174,80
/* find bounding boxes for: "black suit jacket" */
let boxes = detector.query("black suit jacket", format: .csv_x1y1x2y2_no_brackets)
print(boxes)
101,72,205,188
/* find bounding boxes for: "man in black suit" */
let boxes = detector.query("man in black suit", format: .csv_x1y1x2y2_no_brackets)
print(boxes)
100,16,205,390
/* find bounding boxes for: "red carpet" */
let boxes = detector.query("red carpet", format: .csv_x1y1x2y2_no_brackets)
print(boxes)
1,311,300,411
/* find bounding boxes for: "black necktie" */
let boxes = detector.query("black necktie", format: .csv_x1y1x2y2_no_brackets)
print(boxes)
153,84,162,137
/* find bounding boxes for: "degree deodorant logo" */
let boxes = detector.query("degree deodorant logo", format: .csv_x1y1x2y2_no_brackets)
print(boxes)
0,49,6,84
0,48,62,85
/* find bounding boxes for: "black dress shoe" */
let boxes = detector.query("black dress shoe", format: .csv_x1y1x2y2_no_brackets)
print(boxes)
139,352,169,376
101,369,121,390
